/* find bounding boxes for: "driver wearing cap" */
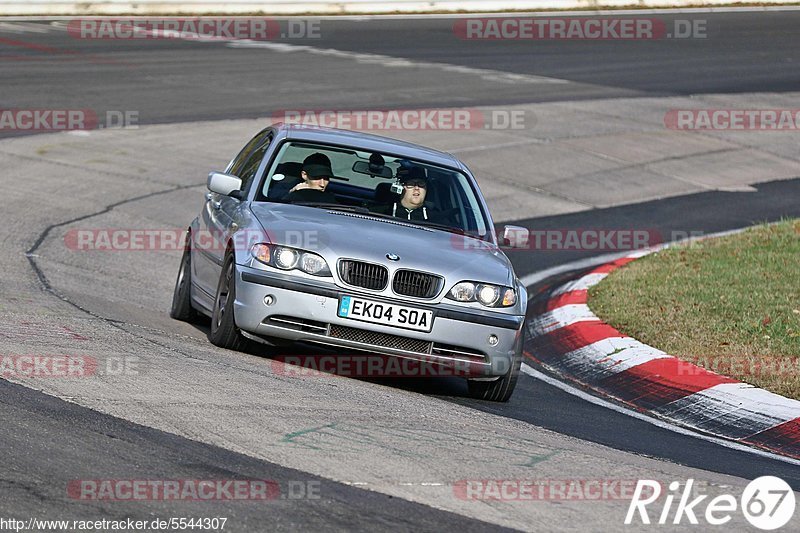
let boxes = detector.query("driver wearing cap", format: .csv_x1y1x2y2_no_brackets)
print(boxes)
287,153,339,204
376,166,434,221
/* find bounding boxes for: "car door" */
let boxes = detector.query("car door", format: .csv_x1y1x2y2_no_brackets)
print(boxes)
193,129,273,299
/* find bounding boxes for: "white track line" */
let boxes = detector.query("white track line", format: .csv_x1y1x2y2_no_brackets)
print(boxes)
550,272,609,296
0,21,53,33
521,363,800,467
226,40,569,85
66,20,570,85
520,250,629,287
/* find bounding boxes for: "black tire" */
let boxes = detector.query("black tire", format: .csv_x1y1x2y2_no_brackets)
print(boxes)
209,254,249,351
170,244,200,323
467,327,525,402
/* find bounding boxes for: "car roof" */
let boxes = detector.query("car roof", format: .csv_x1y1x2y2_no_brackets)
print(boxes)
273,123,466,170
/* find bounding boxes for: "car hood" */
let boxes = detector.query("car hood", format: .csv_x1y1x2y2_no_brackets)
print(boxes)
249,203,515,286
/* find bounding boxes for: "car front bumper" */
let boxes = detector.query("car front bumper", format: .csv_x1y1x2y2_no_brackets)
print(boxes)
233,266,525,378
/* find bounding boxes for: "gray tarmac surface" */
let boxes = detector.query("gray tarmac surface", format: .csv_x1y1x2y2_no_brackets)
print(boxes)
2,11,800,531
1,12,799,131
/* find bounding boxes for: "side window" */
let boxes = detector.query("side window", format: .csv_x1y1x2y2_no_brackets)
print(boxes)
238,135,272,193
228,129,271,178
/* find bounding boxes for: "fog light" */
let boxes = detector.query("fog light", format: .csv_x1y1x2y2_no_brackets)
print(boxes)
488,334,499,346
264,295,275,306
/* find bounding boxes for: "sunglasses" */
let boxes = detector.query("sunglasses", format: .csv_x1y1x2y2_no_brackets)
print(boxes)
403,181,427,189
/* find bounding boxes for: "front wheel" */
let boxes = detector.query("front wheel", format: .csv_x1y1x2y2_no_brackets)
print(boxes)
209,254,249,351
467,327,525,402
170,243,200,323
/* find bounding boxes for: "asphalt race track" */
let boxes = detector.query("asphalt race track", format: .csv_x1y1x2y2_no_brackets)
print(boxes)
2,10,800,532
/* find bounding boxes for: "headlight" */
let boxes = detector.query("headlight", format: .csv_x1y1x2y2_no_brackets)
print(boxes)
300,253,327,275
449,281,476,302
447,281,516,308
477,284,500,306
275,247,299,269
251,243,331,277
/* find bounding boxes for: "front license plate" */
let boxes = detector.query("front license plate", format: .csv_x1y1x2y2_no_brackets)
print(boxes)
337,296,434,332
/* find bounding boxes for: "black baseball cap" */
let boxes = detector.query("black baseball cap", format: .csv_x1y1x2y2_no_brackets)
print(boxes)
397,165,427,184
303,153,334,179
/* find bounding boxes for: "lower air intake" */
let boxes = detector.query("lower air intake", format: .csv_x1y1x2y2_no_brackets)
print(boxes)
329,325,432,354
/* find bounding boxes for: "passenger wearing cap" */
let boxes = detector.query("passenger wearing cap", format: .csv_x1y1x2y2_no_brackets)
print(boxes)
287,153,339,204
374,166,436,221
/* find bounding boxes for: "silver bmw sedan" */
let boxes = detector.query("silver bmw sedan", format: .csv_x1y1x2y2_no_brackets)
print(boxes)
171,123,529,401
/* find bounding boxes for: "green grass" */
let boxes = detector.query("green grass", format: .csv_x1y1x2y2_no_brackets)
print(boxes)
589,219,800,399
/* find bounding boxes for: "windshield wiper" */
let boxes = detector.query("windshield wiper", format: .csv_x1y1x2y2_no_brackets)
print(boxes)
352,212,470,235
294,203,370,214
412,220,468,235
344,210,444,226
300,205,479,238
355,211,410,221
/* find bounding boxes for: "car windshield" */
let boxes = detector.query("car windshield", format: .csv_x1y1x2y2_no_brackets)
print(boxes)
256,141,491,239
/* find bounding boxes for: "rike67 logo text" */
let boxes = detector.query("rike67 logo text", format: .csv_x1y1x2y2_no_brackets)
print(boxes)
626,477,795,530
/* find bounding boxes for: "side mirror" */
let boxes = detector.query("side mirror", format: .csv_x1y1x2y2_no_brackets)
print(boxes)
501,225,529,249
207,171,243,197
